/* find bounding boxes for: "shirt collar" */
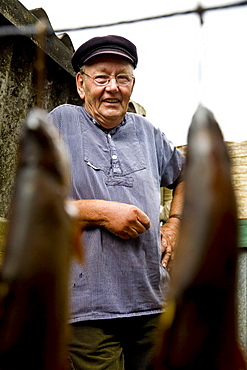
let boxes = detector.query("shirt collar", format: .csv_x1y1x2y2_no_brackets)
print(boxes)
82,105,127,134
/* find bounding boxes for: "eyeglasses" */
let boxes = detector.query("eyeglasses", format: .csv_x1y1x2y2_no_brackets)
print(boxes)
82,71,134,87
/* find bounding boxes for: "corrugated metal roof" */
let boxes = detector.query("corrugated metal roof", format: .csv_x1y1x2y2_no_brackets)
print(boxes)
0,0,75,76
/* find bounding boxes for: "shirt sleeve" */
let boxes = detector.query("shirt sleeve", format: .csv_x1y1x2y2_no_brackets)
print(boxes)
156,129,186,189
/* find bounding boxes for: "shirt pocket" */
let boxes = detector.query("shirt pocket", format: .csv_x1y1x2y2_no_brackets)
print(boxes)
83,126,147,187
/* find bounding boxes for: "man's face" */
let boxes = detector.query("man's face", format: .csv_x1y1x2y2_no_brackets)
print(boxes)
76,55,135,129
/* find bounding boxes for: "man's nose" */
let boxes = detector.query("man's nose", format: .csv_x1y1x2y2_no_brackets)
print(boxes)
105,78,119,91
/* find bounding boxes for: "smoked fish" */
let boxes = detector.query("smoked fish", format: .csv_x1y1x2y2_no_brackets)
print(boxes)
152,105,246,370
0,109,81,370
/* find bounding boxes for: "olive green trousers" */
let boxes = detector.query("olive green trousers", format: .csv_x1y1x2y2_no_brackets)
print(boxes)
68,314,160,370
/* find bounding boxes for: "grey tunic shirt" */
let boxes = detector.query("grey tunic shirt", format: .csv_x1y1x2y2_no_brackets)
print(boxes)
50,104,185,323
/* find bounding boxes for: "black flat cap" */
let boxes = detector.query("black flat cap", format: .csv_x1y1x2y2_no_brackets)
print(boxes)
71,35,138,72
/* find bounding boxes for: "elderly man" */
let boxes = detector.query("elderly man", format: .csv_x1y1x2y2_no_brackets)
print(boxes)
50,35,185,370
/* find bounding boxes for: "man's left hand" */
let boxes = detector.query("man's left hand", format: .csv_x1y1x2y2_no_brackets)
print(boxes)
160,219,180,271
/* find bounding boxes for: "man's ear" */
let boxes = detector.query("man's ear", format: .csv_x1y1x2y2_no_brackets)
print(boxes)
76,72,85,100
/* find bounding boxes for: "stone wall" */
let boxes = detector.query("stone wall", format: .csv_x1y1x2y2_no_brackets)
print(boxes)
0,1,81,220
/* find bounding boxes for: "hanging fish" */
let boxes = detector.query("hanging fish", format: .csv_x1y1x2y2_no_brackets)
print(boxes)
152,105,246,370
0,108,82,370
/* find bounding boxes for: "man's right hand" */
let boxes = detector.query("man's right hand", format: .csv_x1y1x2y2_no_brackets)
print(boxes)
69,199,151,239
101,201,151,239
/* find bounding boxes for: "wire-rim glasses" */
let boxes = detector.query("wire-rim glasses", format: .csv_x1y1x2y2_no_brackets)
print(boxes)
82,71,134,87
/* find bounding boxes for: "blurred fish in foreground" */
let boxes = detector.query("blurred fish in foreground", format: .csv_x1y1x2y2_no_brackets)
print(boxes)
152,105,247,369
0,109,82,370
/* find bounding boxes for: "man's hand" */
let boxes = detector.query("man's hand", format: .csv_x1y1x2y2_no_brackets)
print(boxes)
69,199,150,239
160,218,180,271
100,202,151,239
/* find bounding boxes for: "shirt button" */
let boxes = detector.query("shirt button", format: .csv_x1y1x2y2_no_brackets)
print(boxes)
112,154,117,160
108,133,111,138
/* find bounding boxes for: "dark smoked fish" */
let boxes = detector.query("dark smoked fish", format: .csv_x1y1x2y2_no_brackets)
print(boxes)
0,109,81,370
152,105,246,369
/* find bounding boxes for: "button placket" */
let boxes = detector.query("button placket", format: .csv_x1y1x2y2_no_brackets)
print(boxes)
107,133,122,175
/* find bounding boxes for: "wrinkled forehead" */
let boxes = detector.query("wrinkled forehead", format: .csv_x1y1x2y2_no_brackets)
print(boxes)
83,54,134,73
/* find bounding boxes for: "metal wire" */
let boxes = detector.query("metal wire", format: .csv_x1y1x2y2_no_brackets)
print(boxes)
53,0,247,33
0,1,247,37
0,24,53,37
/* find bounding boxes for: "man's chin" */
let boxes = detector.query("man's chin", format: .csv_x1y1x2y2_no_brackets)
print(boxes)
99,111,124,129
